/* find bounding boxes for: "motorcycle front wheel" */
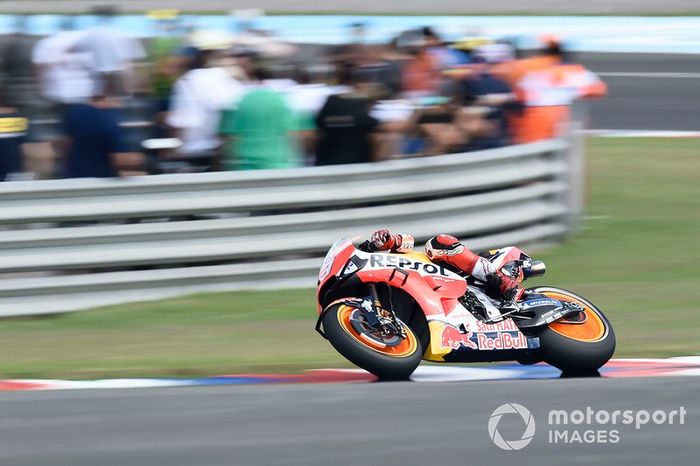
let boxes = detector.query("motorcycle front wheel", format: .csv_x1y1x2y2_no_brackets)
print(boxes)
321,302,423,381
529,287,616,375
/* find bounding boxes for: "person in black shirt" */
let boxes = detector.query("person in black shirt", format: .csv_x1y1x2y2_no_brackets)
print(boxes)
315,65,416,165
460,55,519,151
315,65,382,166
315,91,380,166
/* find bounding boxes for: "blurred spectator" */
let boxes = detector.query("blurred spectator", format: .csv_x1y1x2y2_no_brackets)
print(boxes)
450,37,494,65
219,65,300,170
314,65,382,165
275,70,350,164
32,22,93,105
59,94,142,178
147,11,186,117
4,17,608,178
472,42,514,65
423,27,463,70
511,39,607,143
399,30,441,96
0,16,36,112
459,46,518,150
73,6,146,97
369,98,416,158
335,22,378,67
166,47,247,170
414,99,469,156
315,67,414,165
0,103,29,181
377,38,410,96
490,37,560,87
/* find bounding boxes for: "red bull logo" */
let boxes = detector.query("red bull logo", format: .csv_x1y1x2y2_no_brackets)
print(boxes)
477,332,529,350
440,324,478,350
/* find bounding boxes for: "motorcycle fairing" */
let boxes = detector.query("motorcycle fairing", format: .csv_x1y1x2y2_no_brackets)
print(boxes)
515,295,584,330
316,241,549,362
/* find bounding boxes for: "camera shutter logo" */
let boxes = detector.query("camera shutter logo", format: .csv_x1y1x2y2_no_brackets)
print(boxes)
488,403,536,451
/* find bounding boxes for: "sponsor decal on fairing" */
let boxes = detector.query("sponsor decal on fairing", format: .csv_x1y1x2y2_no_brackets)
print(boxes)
476,331,529,350
520,298,562,310
439,319,535,351
440,324,478,350
367,253,459,278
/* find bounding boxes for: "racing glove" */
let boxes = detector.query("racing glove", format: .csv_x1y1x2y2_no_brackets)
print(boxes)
366,229,414,252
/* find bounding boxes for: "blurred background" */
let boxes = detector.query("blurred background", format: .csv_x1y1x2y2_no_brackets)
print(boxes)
0,5,616,178
0,3,697,379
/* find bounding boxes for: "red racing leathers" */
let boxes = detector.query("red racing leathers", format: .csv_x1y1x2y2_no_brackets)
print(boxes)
361,229,520,301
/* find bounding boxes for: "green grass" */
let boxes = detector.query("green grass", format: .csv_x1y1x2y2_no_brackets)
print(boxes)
535,137,700,357
0,137,698,379
0,290,343,379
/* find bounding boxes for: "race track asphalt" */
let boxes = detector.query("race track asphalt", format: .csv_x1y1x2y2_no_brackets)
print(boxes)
580,53,700,131
0,376,696,466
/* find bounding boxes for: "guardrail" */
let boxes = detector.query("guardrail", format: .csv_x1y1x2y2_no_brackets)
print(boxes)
0,139,580,316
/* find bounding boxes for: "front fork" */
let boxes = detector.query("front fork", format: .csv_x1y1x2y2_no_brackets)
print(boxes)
361,283,407,338
315,283,405,339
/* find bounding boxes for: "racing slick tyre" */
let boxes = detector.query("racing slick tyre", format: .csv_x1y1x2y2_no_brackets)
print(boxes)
529,287,616,375
321,302,424,381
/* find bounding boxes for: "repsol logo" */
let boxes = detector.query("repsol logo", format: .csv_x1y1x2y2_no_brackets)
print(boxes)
370,254,449,276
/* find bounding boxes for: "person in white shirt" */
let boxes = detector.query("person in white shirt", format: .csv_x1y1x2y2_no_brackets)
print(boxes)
72,6,147,97
166,48,247,168
32,29,94,105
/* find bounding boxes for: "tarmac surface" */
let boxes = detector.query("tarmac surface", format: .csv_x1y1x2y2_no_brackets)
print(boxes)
580,53,700,131
0,376,696,466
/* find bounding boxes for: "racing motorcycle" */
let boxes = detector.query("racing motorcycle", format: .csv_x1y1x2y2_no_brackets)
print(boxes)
315,238,615,380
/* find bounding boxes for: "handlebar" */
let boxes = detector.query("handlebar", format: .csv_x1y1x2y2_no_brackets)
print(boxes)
523,260,546,278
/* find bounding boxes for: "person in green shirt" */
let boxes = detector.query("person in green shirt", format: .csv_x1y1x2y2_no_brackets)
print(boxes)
219,74,301,171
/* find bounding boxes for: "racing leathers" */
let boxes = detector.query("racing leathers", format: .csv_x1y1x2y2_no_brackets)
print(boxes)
360,229,521,302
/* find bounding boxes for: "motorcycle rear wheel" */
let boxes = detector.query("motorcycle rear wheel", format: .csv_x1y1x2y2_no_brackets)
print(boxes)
322,302,423,380
529,287,616,375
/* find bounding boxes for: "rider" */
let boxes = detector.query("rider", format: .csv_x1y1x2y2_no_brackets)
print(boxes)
360,229,521,302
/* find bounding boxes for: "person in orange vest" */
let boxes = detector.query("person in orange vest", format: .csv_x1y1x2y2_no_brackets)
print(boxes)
399,31,442,96
510,39,607,144
490,44,558,88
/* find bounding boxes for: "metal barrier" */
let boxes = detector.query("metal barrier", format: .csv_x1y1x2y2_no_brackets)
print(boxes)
0,139,579,316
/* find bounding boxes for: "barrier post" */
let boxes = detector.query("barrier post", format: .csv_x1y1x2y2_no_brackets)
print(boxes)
559,101,588,234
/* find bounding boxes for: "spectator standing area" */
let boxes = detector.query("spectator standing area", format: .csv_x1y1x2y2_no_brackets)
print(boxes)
0,10,607,181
